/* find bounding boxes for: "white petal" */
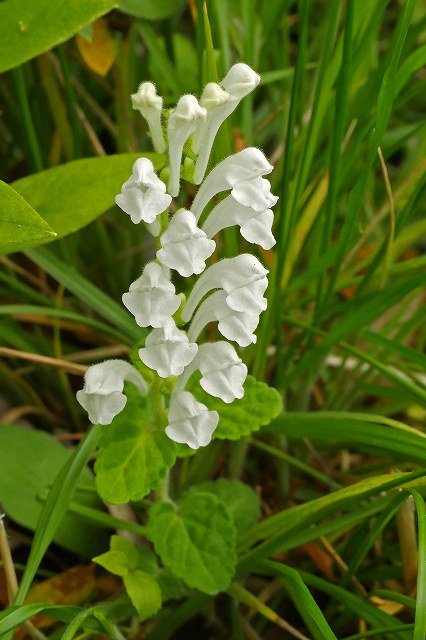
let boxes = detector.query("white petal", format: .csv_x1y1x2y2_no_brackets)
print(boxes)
165,391,219,449
168,95,206,197
187,289,259,347
138,319,198,378
122,262,181,328
157,209,215,277
76,360,147,425
182,254,268,321
115,159,171,225
231,177,278,212
131,83,165,154
191,148,273,219
197,342,247,403
221,63,260,99
202,195,276,250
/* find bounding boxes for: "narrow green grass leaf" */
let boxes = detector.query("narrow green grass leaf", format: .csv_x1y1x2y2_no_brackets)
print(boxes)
0,0,117,73
261,561,338,640
266,412,426,464
411,490,426,640
25,247,141,342
13,426,102,606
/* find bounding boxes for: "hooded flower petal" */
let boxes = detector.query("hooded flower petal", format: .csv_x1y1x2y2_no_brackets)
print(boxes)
122,262,181,328
202,195,276,250
188,290,259,347
191,148,273,220
131,82,165,154
193,64,260,184
138,318,198,378
156,209,216,277
177,342,247,403
165,391,219,449
167,95,206,197
231,176,279,212
76,360,147,425
115,158,172,224
182,254,268,322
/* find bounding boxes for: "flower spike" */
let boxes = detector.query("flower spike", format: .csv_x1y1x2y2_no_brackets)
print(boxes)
191,148,273,220
131,82,165,154
76,360,148,425
115,158,171,225
165,391,219,449
167,95,206,197
182,254,268,322
138,318,198,378
156,209,215,277
122,262,181,328
193,64,260,184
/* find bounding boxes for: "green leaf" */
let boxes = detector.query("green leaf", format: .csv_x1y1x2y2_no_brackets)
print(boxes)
148,492,237,594
94,397,176,504
194,479,260,533
93,535,140,576
0,0,117,73
0,424,107,557
0,180,55,253
10,153,164,253
191,375,283,440
119,0,185,20
123,570,162,620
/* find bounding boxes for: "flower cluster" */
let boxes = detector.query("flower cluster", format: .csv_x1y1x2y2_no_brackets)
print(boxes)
77,64,278,449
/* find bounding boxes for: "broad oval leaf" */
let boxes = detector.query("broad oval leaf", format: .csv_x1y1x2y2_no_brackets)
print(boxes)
0,180,55,254
0,0,117,73
10,153,164,254
94,395,176,504
194,479,260,533
148,492,237,594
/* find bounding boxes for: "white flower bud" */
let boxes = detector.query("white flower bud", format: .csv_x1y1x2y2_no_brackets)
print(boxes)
165,391,219,449
76,360,148,426
115,158,172,225
156,209,215,277
182,254,268,322
167,95,207,197
191,148,273,220
131,82,166,154
187,290,259,347
202,195,276,250
193,64,260,184
177,342,247,404
122,262,181,328
138,318,198,378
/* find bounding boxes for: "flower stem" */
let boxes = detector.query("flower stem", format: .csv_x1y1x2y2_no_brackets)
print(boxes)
13,65,43,172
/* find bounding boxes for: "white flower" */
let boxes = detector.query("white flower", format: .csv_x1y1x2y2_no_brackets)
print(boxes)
156,209,215,277
193,64,260,184
167,95,206,197
76,360,148,426
115,158,172,225
122,262,181,328
138,318,198,378
182,254,268,322
165,391,219,449
131,82,165,154
188,290,259,347
177,342,247,403
202,195,276,250
231,176,279,211
191,148,273,220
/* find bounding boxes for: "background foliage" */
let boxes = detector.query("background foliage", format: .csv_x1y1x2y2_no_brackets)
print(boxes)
0,0,425,638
